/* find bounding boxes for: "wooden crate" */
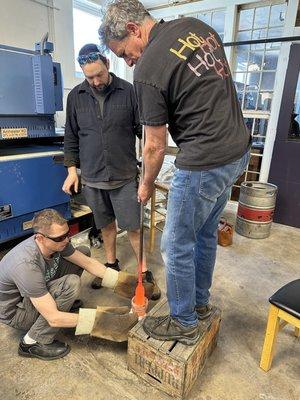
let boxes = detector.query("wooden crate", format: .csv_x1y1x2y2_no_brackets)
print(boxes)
127,299,221,399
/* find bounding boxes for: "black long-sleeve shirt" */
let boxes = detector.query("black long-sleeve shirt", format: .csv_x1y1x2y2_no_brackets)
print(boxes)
64,73,141,182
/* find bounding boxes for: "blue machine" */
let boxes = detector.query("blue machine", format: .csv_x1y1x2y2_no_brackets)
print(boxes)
0,35,70,243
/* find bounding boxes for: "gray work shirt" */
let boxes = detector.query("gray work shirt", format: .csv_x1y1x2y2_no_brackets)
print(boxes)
0,236,75,324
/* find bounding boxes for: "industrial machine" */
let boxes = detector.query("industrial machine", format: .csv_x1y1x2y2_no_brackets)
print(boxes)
0,34,70,243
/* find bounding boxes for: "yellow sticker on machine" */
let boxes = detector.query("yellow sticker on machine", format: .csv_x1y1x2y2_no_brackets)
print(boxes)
23,220,33,230
1,128,28,139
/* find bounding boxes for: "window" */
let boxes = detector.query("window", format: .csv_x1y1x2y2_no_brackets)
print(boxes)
233,3,287,113
183,10,225,40
231,1,287,200
73,0,102,77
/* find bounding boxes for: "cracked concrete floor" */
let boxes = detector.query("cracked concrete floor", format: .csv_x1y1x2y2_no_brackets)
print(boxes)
0,203,299,400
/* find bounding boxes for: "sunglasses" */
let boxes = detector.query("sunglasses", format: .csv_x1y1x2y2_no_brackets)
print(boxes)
36,229,70,243
77,52,105,66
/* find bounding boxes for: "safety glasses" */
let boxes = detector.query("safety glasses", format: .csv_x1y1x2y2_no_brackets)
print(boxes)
77,52,102,66
37,229,70,243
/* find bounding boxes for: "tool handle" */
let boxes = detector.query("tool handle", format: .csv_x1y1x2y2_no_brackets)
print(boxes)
138,126,145,283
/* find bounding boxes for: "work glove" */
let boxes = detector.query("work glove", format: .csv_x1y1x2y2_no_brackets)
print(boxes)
75,306,138,342
102,268,154,299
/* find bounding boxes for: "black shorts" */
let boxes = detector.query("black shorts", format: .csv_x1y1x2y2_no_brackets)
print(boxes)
82,180,140,231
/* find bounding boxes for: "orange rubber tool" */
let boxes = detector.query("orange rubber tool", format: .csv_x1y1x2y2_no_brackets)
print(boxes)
134,259,145,305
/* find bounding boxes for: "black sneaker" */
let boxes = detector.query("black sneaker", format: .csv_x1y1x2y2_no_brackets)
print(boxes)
18,339,70,360
195,304,213,320
70,299,83,313
91,259,121,289
142,271,161,301
90,236,102,249
143,315,199,346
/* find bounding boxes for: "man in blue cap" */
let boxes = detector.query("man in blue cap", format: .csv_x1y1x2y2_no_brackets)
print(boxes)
62,44,160,300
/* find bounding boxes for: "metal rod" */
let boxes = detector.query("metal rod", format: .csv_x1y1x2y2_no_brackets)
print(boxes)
40,32,49,56
0,44,37,55
223,36,300,47
138,126,145,281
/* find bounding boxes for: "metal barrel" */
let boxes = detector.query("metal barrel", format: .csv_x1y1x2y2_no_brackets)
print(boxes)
235,182,278,239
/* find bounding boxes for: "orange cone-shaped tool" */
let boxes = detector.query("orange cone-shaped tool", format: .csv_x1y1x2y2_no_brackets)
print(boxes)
131,205,148,319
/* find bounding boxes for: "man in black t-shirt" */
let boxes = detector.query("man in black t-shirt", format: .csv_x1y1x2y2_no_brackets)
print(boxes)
99,0,251,345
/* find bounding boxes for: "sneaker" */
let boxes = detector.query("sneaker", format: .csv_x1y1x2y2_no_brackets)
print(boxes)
195,304,213,320
18,339,70,360
142,271,161,301
70,299,83,313
91,259,121,289
143,315,199,345
90,236,102,249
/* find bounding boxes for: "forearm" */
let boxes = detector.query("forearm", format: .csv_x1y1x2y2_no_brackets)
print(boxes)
143,145,165,185
143,125,166,185
48,310,79,328
83,257,107,278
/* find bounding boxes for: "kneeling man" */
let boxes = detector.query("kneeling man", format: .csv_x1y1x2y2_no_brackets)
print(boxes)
0,209,153,360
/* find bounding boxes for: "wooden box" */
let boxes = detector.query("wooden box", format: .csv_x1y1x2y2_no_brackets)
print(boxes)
127,299,221,399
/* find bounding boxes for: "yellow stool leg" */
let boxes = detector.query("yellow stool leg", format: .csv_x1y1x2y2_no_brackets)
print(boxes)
260,305,280,372
295,327,300,337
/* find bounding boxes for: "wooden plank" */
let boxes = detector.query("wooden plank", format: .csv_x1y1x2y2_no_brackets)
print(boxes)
128,336,185,398
150,297,169,316
160,340,183,357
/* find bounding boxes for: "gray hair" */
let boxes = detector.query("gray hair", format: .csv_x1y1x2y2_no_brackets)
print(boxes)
99,0,153,50
33,209,67,234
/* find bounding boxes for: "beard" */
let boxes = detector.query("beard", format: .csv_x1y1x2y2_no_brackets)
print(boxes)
93,74,112,92
93,83,109,92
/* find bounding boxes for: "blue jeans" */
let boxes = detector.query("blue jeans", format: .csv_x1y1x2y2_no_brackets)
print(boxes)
161,151,250,326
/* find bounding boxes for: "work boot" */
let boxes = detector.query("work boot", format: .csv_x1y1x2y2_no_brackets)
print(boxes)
143,315,199,345
18,339,70,360
90,236,102,249
70,299,84,313
142,271,161,300
195,304,213,320
90,306,138,342
91,259,121,289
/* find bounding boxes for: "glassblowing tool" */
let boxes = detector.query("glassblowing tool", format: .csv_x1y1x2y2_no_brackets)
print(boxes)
131,126,148,319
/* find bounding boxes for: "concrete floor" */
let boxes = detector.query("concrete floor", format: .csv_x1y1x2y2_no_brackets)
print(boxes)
0,203,299,400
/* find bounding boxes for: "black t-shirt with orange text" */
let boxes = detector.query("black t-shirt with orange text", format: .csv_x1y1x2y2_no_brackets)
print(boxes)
134,18,251,170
